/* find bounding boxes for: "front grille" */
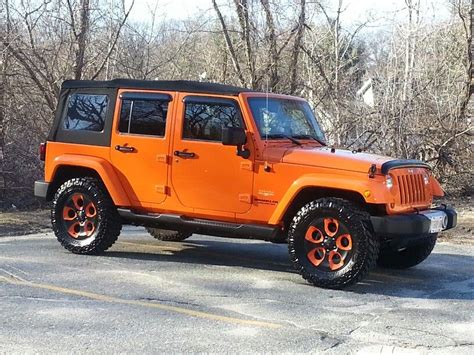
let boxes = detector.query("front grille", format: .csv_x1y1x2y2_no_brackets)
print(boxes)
396,173,426,205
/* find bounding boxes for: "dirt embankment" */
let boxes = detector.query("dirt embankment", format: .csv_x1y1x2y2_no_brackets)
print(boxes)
437,198,473,245
0,210,51,237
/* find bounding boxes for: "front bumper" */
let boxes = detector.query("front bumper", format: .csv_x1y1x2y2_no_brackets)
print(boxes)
371,207,457,250
371,207,457,237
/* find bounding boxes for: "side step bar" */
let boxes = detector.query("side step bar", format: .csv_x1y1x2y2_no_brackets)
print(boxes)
117,209,280,241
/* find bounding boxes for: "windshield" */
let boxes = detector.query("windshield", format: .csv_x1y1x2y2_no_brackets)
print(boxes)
248,97,326,143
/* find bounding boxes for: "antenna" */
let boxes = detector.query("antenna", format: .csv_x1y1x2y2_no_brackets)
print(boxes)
263,76,271,172
265,76,269,143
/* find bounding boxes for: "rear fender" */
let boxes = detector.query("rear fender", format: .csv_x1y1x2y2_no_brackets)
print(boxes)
48,155,130,206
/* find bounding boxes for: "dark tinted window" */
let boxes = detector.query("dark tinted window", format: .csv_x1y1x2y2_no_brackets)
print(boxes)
183,101,242,141
63,94,108,131
119,100,168,136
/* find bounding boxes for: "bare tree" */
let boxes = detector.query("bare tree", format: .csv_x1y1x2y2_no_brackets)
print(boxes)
212,0,246,86
233,0,256,87
0,0,472,208
0,0,10,199
289,0,306,94
260,0,279,90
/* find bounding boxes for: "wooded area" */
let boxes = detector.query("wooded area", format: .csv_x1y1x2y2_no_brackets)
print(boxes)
0,0,472,209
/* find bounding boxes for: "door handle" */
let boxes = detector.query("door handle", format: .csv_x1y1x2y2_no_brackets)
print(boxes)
115,145,135,153
174,150,195,159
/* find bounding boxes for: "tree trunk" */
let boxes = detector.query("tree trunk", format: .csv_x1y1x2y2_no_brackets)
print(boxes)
0,0,11,202
0,55,6,202
260,0,279,91
212,0,247,86
74,0,90,80
289,0,306,94
233,0,256,88
459,0,473,117
471,1,474,96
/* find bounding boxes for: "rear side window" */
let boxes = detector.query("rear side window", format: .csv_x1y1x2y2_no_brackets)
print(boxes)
183,101,242,141
63,94,108,132
119,100,168,136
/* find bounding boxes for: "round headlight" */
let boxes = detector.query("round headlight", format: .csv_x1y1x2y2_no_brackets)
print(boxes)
423,173,430,185
386,175,393,189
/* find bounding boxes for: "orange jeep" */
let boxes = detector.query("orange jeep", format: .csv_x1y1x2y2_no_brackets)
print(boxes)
34,79,457,288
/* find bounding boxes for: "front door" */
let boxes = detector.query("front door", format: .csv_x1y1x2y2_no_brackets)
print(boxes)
171,94,253,214
110,90,174,207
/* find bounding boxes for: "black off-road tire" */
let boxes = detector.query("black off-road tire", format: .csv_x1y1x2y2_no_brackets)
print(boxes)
51,177,122,254
288,198,379,289
146,228,192,242
377,234,437,269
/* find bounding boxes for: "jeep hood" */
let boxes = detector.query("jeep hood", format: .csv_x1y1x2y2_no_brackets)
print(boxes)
281,147,392,173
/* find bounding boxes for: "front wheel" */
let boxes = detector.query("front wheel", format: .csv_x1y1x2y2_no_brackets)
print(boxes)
377,234,437,269
51,177,122,254
288,198,379,289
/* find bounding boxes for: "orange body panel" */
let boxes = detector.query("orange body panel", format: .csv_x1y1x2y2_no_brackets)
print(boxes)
110,89,176,207
385,168,440,214
44,89,440,227
45,143,130,207
170,93,254,215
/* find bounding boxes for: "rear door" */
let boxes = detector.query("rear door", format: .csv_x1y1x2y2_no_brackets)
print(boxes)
171,94,253,214
110,90,174,207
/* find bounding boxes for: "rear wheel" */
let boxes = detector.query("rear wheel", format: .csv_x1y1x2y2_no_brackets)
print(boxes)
146,228,191,242
377,234,437,269
288,198,379,289
51,177,121,254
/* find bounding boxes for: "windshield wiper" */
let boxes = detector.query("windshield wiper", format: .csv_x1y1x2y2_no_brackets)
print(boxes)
266,134,302,146
292,134,327,146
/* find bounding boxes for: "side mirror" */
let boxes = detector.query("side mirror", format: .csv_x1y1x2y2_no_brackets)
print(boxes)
222,127,247,146
221,127,250,159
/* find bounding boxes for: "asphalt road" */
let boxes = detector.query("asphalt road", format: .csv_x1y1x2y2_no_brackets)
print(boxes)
0,227,473,354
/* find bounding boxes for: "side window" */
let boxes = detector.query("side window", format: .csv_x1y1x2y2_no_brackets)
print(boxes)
119,99,168,136
63,94,108,131
183,101,242,141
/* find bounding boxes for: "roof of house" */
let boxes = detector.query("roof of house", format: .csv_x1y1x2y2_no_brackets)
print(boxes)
62,79,256,96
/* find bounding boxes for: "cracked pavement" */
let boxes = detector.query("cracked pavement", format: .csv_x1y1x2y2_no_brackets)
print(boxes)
0,227,473,353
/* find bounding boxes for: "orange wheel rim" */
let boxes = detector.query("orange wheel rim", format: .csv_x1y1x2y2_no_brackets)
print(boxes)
328,250,344,270
336,234,352,251
85,202,97,218
84,221,95,236
67,222,81,239
304,217,353,271
324,218,339,237
61,192,98,240
71,193,85,210
63,206,77,221
305,226,324,243
307,247,326,267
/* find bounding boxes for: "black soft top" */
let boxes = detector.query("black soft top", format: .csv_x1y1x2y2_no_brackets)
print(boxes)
62,79,256,96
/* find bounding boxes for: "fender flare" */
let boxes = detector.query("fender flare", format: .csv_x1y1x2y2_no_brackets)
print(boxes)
430,176,444,197
268,173,390,225
49,155,131,206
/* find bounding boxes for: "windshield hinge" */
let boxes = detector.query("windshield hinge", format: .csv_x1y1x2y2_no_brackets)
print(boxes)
368,164,377,178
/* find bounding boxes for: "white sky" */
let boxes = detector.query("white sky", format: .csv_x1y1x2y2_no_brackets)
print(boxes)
125,0,451,26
